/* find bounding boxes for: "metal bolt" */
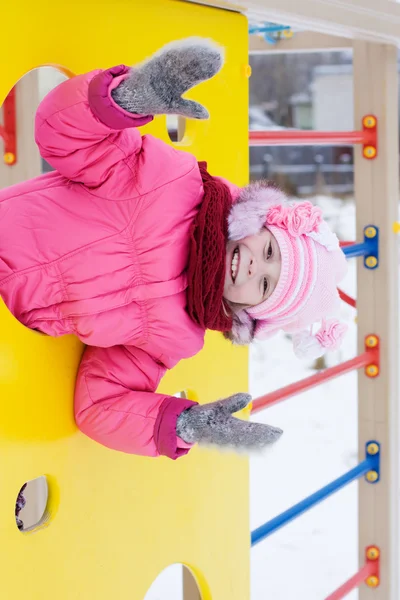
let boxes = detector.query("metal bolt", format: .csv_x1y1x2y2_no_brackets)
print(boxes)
366,470,379,483
3,152,15,165
366,575,379,588
365,364,379,378
363,115,377,129
365,335,378,348
367,442,379,456
365,226,377,239
363,146,377,159
366,546,380,560
365,256,378,268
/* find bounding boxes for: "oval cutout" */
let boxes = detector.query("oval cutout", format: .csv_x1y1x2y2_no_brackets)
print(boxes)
15,476,48,532
167,115,186,143
144,564,201,600
173,390,199,402
1,66,68,182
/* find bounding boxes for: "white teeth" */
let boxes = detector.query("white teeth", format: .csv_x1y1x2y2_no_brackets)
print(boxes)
231,248,239,281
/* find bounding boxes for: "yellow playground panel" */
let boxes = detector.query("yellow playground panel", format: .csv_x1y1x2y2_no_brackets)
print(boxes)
0,1,249,599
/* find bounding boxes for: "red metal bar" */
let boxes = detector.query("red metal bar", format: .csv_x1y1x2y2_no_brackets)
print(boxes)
338,288,356,309
249,129,374,147
324,562,374,600
1,88,16,165
251,349,377,414
325,546,380,600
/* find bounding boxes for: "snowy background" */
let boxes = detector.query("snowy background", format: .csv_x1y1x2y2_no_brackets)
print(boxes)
145,196,360,599
250,195,358,600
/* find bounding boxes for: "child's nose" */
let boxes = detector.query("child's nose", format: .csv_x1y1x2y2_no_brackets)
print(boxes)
248,257,257,277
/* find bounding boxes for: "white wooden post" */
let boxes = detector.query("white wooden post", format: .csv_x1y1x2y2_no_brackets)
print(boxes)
353,41,400,599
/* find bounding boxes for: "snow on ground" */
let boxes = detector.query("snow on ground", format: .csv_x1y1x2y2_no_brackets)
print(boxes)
250,196,359,600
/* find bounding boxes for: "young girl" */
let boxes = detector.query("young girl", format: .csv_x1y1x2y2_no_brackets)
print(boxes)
1,37,347,464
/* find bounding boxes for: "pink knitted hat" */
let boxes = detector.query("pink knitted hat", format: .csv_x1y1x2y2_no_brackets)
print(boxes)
227,184,348,358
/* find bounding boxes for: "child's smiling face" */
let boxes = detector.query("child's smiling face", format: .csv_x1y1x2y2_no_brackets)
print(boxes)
224,227,281,307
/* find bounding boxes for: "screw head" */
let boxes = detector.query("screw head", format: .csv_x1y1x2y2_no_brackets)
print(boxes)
365,226,377,238
365,256,378,268
4,152,15,165
365,364,379,378
367,442,379,456
363,145,377,159
366,546,380,560
366,470,379,483
366,335,378,348
366,575,379,588
363,115,377,129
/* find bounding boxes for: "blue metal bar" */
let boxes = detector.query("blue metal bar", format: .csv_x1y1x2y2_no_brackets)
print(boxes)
341,226,379,270
249,25,291,34
342,241,373,258
251,454,378,546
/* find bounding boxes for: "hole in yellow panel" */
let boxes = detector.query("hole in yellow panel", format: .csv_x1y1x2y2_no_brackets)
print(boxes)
38,68,69,173
144,565,202,600
1,66,69,179
173,390,199,402
167,115,186,143
15,476,49,532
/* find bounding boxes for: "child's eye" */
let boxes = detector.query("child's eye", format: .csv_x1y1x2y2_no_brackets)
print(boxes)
263,277,268,294
267,242,272,259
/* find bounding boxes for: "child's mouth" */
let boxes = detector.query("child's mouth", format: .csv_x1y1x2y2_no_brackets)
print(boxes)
231,247,239,282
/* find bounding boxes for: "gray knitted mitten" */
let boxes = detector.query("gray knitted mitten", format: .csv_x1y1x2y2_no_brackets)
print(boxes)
111,37,224,119
176,393,283,451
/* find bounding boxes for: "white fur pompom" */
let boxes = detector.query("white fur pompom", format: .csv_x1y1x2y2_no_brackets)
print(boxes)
229,310,255,345
306,220,340,251
292,329,325,360
228,182,286,241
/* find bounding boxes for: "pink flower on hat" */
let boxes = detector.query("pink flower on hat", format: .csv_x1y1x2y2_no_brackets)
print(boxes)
292,320,348,360
315,319,348,350
266,201,323,236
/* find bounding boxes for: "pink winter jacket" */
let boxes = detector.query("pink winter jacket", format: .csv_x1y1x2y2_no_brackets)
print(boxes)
0,66,208,459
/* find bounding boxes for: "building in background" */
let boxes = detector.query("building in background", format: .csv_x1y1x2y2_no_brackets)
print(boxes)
249,59,357,196
250,57,400,196
312,64,354,130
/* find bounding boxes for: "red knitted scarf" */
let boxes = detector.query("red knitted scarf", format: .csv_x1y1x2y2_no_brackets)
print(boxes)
186,162,233,332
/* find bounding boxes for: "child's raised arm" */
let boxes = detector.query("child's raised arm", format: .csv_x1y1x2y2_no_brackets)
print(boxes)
34,66,152,187
34,37,223,188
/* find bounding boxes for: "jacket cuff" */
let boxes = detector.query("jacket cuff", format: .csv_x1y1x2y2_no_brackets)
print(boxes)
154,396,198,460
88,65,154,130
